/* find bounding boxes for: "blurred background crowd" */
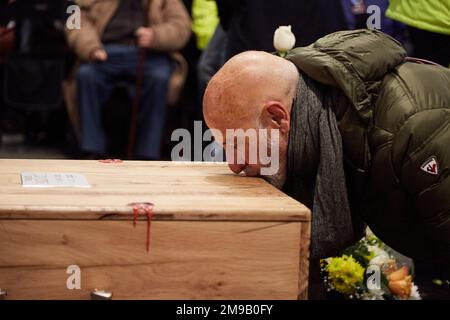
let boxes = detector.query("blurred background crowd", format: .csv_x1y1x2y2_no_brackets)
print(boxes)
0,0,448,160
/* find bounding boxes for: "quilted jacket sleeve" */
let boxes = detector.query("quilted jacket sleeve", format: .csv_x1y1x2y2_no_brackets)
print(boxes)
389,63,450,266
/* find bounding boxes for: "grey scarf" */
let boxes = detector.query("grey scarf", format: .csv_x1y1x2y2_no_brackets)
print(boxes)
284,72,355,260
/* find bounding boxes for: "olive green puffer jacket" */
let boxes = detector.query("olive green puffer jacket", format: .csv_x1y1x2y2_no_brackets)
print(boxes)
286,29,450,268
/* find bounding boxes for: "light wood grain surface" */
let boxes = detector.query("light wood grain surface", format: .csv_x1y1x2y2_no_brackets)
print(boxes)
0,220,303,299
0,159,311,222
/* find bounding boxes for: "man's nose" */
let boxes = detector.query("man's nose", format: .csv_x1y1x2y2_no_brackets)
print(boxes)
228,163,245,174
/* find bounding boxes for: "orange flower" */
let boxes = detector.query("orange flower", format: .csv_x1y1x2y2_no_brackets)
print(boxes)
388,266,409,281
387,266,412,298
389,275,412,298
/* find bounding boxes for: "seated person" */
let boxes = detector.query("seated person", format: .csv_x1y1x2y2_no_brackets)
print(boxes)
66,0,191,159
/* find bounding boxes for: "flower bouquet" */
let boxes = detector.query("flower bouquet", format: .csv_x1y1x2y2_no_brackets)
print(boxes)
321,235,421,300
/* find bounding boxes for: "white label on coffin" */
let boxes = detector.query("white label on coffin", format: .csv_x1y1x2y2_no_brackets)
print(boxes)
21,172,91,188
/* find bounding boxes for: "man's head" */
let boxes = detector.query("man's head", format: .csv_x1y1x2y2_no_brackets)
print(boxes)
203,51,299,188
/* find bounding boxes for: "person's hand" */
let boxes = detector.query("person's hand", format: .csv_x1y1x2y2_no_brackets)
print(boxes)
90,49,108,62
136,27,154,48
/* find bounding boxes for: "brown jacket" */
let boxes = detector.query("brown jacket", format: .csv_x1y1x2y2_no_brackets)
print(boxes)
65,0,191,140
67,0,191,61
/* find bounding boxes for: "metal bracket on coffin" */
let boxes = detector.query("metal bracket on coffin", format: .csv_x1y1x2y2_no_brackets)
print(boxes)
91,289,113,300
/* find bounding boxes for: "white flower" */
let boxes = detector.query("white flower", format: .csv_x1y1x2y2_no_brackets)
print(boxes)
273,25,296,53
368,245,388,257
362,293,385,300
410,284,421,300
368,245,390,266
369,255,390,267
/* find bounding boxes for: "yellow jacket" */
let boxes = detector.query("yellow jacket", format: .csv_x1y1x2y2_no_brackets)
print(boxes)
386,0,450,35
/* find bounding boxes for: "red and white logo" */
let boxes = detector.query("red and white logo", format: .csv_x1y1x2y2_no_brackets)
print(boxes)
420,157,439,176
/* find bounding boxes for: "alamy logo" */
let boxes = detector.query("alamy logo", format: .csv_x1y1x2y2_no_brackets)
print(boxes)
366,265,381,291
420,157,439,176
171,121,280,176
66,5,81,30
66,265,81,290
366,5,381,30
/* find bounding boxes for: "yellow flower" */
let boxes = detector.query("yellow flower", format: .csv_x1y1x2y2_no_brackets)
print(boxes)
325,255,365,295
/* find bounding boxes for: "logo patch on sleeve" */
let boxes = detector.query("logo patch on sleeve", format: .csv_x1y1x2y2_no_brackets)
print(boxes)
420,156,439,175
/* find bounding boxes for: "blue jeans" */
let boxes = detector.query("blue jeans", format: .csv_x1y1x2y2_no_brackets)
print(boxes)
76,44,171,159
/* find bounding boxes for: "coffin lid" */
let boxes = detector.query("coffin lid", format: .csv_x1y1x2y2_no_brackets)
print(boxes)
0,160,310,222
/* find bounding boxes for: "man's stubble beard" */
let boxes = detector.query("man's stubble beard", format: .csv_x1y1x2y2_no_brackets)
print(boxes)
262,158,287,190
241,124,288,190
262,132,287,190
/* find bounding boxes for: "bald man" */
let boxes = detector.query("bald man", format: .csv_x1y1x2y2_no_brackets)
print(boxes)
204,48,298,188
203,29,450,295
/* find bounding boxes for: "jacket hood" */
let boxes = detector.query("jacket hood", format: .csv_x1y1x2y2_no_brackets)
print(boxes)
285,29,407,123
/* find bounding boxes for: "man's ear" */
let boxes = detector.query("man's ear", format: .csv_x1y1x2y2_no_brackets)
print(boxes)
260,101,290,134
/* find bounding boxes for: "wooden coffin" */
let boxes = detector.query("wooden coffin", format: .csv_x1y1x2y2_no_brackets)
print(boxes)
0,159,311,300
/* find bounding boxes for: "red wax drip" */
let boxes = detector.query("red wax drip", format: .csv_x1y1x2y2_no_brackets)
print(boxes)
132,205,139,228
128,202,154,253
144,206,153,252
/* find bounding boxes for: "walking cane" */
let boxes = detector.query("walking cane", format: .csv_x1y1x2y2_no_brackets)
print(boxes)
127,0,151,159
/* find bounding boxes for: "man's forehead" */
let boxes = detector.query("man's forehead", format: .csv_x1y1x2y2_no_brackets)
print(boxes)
209,114,255,133
210,123,259,145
